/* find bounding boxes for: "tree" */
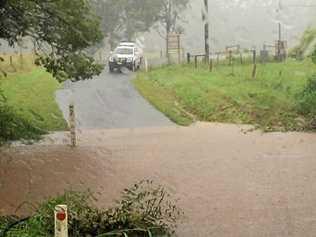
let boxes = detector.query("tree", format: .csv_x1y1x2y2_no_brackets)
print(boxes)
0,0,104,82
155,0,190,56
92,0,165,49
92,0,189,52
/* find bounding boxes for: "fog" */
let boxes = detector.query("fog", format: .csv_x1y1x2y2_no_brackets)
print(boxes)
1,0,315,55
145,0,316,53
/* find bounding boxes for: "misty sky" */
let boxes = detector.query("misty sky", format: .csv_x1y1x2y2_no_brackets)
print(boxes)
146,0,316,53
1,0,315,55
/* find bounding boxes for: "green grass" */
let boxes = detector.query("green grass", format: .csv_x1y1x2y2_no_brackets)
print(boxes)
0,64,67,132
134,59,316,131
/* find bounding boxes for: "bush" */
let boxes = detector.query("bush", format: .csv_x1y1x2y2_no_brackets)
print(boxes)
0,90,45,145
298,74,316,128
0,180,183,237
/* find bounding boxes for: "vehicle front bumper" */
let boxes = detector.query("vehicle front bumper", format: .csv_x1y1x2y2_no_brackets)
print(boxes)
109,60,133,70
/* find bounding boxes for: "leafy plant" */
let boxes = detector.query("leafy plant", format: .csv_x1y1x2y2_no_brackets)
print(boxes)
297,74,316,129
0,181,183,237
0,0,104,81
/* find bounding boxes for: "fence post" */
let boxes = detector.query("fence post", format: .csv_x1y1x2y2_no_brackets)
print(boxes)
187,53,191,64
19,53,23,69
55,205,68,237
229,50,232,65
194,56,198,69
209,58,213,72
252,50,257,79
144,57,148,72
252,49,257,64
69,103,76,147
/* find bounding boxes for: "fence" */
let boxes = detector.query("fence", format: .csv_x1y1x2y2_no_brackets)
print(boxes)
186,49,268,79
0,53,37,76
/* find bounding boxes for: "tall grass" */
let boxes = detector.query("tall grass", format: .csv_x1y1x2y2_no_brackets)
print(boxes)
0,53,67,144
134,59,316,131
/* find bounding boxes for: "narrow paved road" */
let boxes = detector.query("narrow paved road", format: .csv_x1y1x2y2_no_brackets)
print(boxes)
55,69,173,129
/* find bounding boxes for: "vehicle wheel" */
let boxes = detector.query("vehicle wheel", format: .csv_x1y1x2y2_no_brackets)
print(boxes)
109,66,114,72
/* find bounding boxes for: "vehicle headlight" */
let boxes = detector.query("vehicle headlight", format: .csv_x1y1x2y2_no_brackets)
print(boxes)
109,57,114,62
127,57,133,63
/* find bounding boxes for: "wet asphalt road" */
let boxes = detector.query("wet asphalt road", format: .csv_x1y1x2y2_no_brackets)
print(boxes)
55,69,173,129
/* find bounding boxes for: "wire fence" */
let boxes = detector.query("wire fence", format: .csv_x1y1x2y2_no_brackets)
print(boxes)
0,53,37,76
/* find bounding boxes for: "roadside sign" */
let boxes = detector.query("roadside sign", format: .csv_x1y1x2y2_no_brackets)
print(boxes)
55,205,68,237
167,33,181,64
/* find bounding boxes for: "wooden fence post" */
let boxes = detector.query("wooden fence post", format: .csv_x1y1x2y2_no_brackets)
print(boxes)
252,50,257,79
69,104,76,147
209,58,213,72
187,53,191,64
229,50,233,65
19,53,23,69
194,56,198,69
144,57,148,72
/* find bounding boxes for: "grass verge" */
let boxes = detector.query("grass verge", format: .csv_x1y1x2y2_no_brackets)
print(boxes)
1,68,67,132
0,54,67,143
134,59,316,131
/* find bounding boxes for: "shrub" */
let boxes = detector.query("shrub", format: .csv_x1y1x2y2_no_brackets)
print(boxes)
298,74,316,128
0,180,183,237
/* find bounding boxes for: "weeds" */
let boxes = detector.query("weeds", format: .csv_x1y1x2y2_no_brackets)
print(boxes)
297,74,316,129
0,180,183,237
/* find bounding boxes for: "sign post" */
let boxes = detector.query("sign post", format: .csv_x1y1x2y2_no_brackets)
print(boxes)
69,103,76,147
55,205,68,237
167,33,181,64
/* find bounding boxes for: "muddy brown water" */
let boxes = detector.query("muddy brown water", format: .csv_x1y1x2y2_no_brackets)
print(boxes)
1,122,316,236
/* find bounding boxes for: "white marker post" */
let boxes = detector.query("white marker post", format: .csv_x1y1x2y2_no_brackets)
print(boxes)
54,205,68,237
144,57,149,72
69,103,76,147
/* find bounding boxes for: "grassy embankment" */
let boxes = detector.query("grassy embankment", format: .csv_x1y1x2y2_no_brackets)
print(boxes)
0,54,67,142
134,59,316,131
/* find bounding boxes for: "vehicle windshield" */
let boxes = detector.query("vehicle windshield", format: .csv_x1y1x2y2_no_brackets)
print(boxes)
115,47,133,55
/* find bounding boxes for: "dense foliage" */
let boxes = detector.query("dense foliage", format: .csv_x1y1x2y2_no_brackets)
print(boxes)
92,0,189,48
298,58,316,129
0,180,183,237
0,0,104,82
289,28,316,59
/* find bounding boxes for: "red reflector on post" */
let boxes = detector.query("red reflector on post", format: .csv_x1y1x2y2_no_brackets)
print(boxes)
56,211,66,221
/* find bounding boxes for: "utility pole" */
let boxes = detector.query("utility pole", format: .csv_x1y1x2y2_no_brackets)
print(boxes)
276,0,282,61
203,0,210,63
278,22,281,42
166,0,171,63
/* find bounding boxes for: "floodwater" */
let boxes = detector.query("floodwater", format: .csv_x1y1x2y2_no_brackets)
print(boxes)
1,122,316,236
